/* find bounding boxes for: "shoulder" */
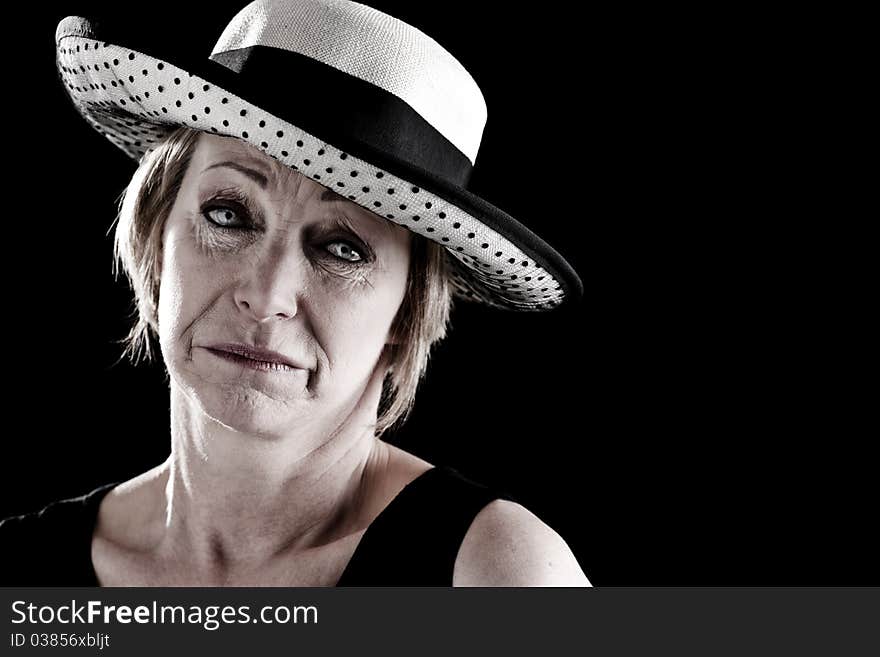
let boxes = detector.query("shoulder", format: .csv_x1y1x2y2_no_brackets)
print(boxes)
0,509,42,542
1,497,75,539
453,499,591,587
0,511,45,582
0,481,122,544
0,490,105,585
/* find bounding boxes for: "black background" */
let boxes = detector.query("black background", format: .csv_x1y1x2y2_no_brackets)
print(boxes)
2,1,875,585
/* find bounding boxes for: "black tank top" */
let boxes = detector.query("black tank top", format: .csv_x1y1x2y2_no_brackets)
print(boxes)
0,466,513,586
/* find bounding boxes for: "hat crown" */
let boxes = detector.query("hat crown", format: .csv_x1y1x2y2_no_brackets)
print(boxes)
211,0,487,164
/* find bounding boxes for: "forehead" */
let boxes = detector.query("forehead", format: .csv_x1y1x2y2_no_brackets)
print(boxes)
190,133,386,223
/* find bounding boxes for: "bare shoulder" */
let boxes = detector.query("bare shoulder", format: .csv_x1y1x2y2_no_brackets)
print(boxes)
453,499,591,587
94,463,168,550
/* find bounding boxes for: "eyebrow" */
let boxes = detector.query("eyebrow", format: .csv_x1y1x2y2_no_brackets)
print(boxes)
202,161,348,203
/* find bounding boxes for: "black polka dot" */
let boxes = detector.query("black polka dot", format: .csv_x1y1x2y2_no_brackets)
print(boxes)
128,53,135,60
303,159,310,165
412,216,420,222
373,201,381,207
142,69,148,75
281,150,288,156
425,202,432,209
340,153,348,160
453,222,461,229
376,172,384,178
456,247,464,252
325,167,333,173
467,233,475,238
350,171,358,177
261,141,268,148
191,114,197,121
187,92,194,99
128,75,134,83
426,227,435,232
241,131,248,138
157,63,164,70
313,174,320,180
317,149,325,156
276,130,284,138
175,100,181,107
258,120,266,128
481,243,489,249
221,97,228,104
296,140,303,147
508,258,515,264
157,85,164,92
438,212,446,219
521,261,528,266
222,120,229,126
203,84,210,91
113,59,119,66
336,182,345,187
442,237,450,242
399,204,407,210
386,214,394,219
119,99,126,105
411,186,420,193
240,109,247,117
174,77,180,84
204,106,210,114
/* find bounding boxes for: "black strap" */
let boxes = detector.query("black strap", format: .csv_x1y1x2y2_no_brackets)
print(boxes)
336,466,513,586
0,482,118,586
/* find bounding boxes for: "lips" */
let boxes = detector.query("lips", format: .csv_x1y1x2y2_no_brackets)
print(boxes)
204,342,305,369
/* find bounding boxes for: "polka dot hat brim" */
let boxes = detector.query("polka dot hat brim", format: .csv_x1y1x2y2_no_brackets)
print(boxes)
54,1,582,311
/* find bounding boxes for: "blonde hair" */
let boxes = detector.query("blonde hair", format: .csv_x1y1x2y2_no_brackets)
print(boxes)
113,127,453,435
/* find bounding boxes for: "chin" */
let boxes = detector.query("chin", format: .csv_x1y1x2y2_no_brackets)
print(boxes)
198,384,296,438
171,359,298,437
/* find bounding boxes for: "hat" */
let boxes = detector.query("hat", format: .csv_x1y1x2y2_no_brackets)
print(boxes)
55,0,582,310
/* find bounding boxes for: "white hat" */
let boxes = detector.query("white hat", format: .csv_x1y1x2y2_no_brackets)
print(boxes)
55,0,582,310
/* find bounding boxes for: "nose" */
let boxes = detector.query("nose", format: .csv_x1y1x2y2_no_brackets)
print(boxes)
233,242,303,323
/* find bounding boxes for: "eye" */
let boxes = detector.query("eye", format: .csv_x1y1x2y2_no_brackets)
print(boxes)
325,241,363,263
204,205,246,228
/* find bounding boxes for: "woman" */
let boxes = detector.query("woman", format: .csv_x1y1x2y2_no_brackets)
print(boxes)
1,0,587,586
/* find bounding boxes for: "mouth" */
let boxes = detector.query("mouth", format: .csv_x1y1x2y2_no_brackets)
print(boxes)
203,343,306,373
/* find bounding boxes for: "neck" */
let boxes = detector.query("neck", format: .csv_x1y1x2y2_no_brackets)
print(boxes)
154,363,392,579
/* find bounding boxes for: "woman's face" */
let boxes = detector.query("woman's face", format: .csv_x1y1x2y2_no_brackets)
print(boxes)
157,134,411,437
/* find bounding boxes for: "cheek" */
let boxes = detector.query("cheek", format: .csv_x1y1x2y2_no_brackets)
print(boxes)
157,223,219,345
319,259,409,365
